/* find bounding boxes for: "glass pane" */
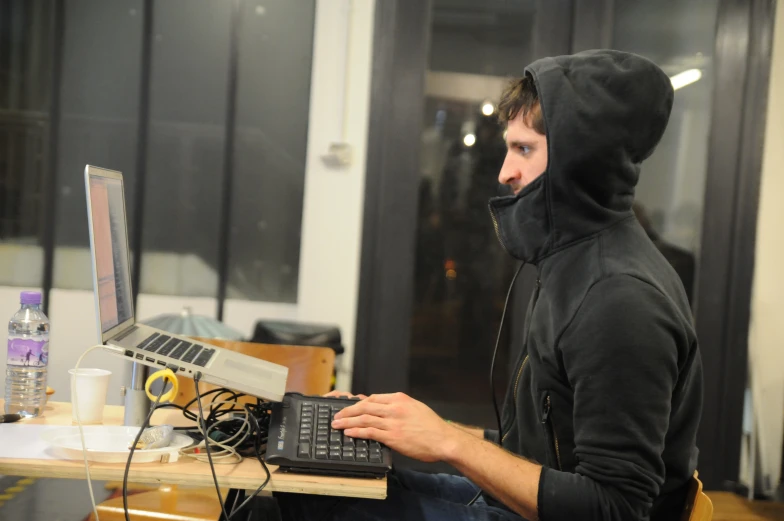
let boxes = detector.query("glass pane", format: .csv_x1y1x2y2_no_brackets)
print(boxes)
0,1,54,288
139,0,231,297
613,0,719,306
53,0,142,290
408,0,537,428
226,0,315,303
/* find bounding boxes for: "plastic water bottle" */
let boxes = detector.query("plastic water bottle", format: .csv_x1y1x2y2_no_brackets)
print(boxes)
4,291,50,417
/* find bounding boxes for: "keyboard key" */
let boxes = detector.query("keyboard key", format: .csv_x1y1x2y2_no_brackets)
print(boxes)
315,443,328,452
299,433,311,443
329,450,342,460
329,432,341,444
156,338,180,357
298,443,310,458
144,335,170,352
315,449,328,460
356,440,368,450
370,441,382,451
343,437,355,447
180,345,203,364
136,333,159,350
370,451,382,463
329,440,341,450
356,451,369,462
193,348,214,367
342,448,355,460
170,342,192,360
316,435,328,444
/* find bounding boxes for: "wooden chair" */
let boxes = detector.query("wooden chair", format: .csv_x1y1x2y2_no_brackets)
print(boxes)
682,472,713,521
90,340,335,521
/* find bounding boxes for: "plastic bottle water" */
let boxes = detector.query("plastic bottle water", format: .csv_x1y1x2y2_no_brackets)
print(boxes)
4,291,50,417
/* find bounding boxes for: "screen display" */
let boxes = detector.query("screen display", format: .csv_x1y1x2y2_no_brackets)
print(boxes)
89,175,134,333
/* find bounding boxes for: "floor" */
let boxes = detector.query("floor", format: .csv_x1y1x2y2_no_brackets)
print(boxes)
3,475,784,521
710,492,784,520
0,475,112,521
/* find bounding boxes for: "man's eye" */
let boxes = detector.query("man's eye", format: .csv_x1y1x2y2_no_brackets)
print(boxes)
516,146,530,155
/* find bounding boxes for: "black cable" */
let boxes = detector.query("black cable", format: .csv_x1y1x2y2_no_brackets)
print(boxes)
224,404,273,519
122,380,271,520
123,382,169,521
194,372,231,521
466,261,526,507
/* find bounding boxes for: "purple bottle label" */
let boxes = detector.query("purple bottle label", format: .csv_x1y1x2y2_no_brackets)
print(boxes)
7,338,49,368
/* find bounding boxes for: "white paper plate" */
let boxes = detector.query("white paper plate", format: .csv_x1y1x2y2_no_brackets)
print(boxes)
41,425,194,463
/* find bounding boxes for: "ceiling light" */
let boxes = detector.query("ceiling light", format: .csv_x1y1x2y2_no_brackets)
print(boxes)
670,69,702,91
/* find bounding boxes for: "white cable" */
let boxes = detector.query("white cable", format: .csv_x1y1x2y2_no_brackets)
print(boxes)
180,400,250,464
72,344,107,521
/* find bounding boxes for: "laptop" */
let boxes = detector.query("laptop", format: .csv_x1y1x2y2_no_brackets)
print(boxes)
85,165,288,402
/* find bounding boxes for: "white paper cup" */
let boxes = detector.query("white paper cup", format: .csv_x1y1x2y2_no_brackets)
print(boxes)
69,368,111,425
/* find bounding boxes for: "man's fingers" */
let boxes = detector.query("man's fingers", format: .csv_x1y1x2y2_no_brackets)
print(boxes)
335,401,390,420
323,391,366,399
323,391,370,400
332,413,387,431
366,392,407,404
323,390,353,398
343,427,390,444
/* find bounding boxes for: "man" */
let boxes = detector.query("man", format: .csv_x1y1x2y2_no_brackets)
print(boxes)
277,49,703,521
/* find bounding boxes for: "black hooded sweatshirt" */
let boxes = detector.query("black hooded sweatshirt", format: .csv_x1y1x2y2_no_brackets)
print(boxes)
485,50,703,521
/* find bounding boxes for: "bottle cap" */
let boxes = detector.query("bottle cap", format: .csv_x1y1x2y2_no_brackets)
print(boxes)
20,291,42,306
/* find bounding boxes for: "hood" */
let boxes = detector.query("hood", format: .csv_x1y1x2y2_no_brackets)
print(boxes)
489,50,674,263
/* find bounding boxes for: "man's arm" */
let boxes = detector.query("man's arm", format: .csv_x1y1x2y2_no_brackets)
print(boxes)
449,421,484,439
445,430,542,519
332,392,542,519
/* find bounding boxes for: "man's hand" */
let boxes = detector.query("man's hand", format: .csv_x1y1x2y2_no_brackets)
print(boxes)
331,392,458,463
323,390,368,400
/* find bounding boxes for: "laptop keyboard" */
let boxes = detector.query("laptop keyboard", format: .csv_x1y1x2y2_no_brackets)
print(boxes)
133,333,215,367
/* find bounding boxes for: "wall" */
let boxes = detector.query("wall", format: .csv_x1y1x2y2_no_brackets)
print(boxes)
0,0,375,403
747,0,784,493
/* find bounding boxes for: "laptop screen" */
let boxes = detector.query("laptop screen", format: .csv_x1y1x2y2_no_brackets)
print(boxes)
88,172,134,334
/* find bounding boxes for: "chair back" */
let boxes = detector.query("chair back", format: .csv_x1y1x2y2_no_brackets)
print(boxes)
682,472,713,521
172,339,336,408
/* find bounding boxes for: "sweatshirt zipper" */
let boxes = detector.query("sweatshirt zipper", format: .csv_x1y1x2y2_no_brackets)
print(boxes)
501,354,528,443
541,394,562,470
500,278,541,443
489,204,510,255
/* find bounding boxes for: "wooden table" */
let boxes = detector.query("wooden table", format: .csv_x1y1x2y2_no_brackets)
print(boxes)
0,400,387,500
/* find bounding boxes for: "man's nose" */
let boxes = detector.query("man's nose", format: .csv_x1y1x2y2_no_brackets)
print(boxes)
498,156,520,186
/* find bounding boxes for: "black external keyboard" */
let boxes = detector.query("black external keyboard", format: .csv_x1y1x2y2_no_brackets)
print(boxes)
264,392,393,478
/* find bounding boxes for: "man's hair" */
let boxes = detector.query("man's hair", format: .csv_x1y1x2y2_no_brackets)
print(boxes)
497,75,546,135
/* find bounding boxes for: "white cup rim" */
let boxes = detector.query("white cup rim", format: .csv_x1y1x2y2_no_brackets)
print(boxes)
69,368,111,377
